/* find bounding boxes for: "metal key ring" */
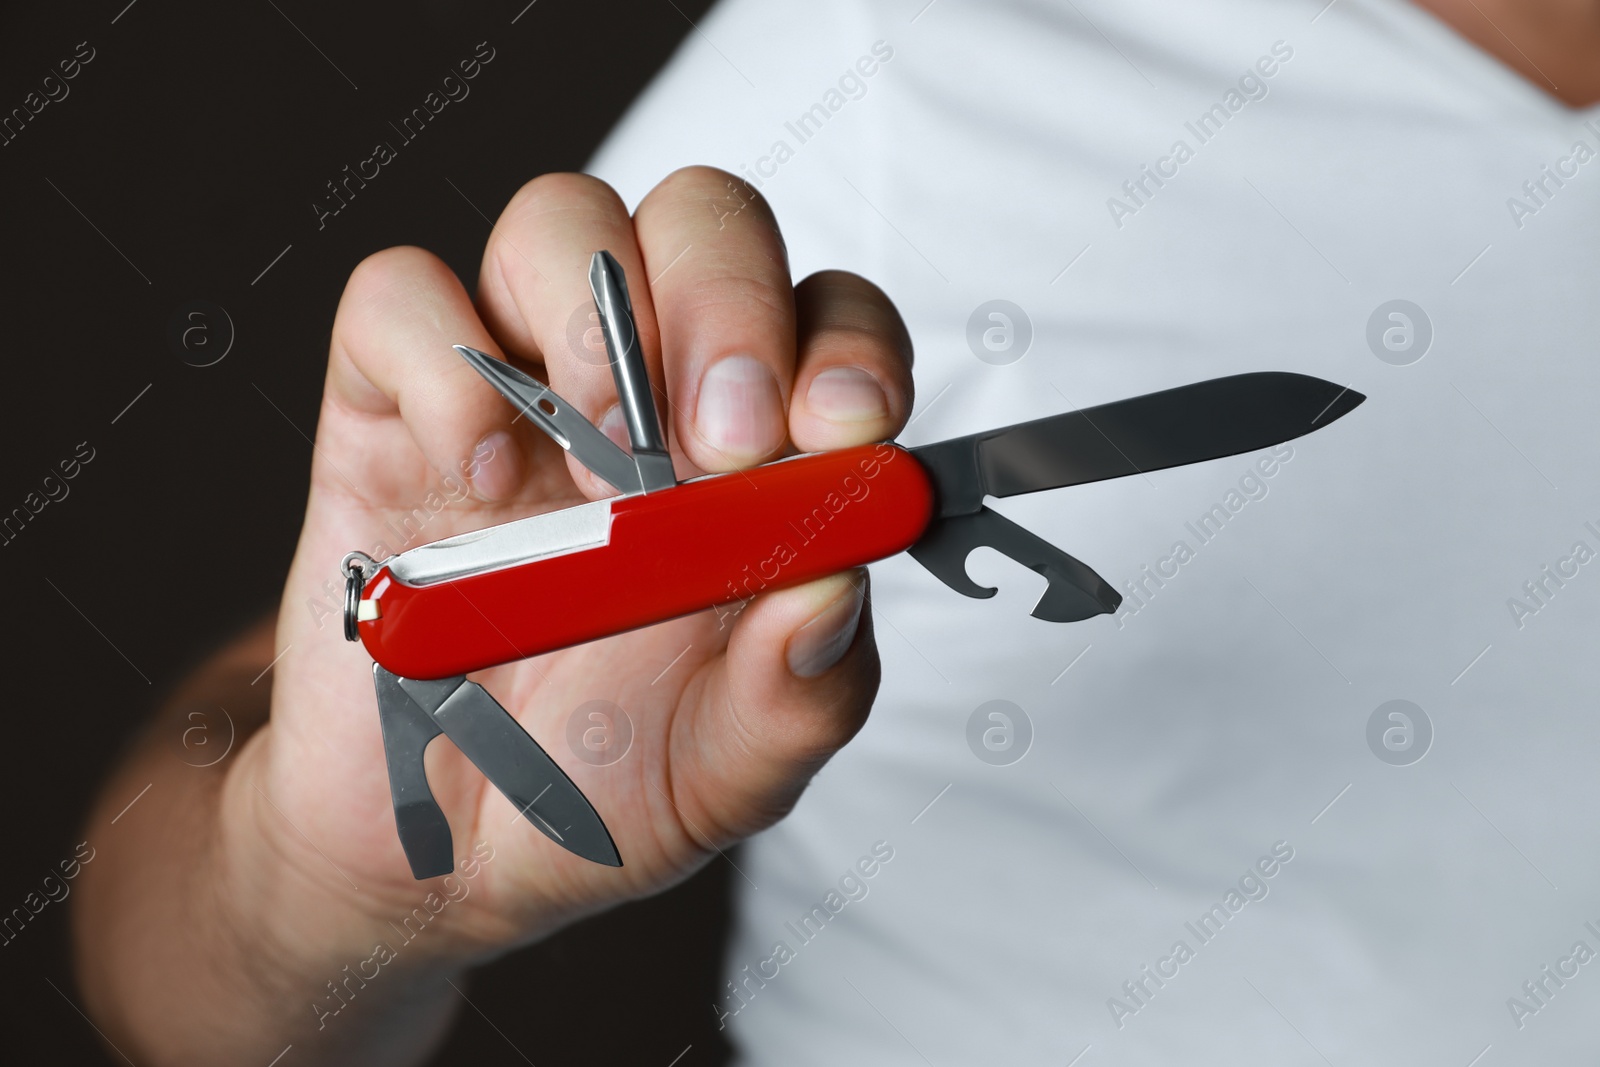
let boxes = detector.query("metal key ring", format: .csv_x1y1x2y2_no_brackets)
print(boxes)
341,551,377,642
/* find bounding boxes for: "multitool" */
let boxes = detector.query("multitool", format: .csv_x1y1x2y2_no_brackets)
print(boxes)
343,250,1366,878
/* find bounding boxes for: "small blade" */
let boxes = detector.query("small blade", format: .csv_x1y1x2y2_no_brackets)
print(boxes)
373,666,454,879
398,675,621,868
456,345,643,495
589,251,675,492
912,372,1365,516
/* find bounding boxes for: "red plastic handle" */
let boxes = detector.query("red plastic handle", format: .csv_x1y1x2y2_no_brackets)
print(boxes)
358,443,934,679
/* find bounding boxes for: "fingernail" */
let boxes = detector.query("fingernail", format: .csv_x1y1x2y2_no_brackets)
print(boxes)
598,404,630,449
806,367,888,424
696,355,784,462
786,574,866,679
468,430,521,502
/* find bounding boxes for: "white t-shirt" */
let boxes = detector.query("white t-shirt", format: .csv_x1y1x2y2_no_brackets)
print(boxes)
590,1,1600,1062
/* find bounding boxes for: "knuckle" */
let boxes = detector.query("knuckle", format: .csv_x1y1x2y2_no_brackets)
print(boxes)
677,272,793,325
642,165,777,233
791,685,875,764
501,171,626,228
654,164,742,198
730,688,863,783
796,269,895,326
802,268,885,301
335,246,458,357
796,271,914,370
344,245,442,305
484,174,631,306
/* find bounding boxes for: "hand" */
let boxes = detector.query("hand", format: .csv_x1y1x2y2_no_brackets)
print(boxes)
236,167,915,970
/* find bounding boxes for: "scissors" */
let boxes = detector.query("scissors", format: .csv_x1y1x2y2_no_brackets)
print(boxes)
343,250,1365,879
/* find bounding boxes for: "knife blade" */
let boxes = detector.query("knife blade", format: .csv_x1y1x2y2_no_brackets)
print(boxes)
911,372,1364,517
380,668,622,868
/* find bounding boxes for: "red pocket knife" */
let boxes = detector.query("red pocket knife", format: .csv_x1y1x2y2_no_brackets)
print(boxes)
344,251,1366,879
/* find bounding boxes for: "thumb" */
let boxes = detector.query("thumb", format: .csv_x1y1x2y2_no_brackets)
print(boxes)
676,569,876,841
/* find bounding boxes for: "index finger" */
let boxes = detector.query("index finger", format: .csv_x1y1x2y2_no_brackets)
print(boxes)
473,173,667,497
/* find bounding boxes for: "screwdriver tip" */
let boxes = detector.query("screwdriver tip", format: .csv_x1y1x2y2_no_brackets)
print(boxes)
589,250,630,307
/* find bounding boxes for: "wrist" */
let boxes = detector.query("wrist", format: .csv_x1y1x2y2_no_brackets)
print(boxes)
214,733,468,1025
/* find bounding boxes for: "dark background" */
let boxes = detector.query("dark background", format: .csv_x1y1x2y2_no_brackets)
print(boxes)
0,1,734,1063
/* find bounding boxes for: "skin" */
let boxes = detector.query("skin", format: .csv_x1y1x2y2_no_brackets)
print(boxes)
1411,0,1600,107
73,167,915,1066
71,5,1600,1064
